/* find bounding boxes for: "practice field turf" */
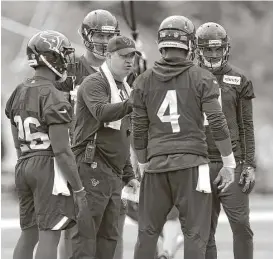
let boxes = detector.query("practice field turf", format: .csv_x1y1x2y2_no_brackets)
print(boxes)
1,193,273,259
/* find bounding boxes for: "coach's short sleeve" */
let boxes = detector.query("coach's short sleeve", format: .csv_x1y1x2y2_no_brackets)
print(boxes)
42,86,73,125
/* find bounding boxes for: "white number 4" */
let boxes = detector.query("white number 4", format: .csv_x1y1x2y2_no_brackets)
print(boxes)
157,90,180,133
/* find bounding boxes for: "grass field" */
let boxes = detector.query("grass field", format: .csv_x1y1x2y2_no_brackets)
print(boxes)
1,192,273,259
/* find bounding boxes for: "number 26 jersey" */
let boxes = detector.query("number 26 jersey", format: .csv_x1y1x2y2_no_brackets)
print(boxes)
5,77,72,157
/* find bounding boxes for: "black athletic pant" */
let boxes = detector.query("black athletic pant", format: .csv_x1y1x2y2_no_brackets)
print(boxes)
65,154,123,259
205,162,253,259
134,166,212,259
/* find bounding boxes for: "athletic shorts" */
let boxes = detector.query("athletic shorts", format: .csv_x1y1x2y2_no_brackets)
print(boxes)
15,155,76,231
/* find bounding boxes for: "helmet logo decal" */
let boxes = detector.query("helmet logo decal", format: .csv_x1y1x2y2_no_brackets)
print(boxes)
208,39,222,47
174,32,179,38
122,36,132,46
40,31,64,52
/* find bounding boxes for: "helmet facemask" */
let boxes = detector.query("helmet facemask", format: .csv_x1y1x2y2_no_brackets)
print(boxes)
197,42,230,71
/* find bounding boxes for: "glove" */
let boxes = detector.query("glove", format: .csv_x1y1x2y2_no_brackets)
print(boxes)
239,165,255,194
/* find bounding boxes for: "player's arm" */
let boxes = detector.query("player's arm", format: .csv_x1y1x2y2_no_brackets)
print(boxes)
5,87,22,159
199,76,234,159
49,123,83,192
238,80,256,168
237,79,256,193
203,99,233,157
10,124,21,159
43,89,84,192
131,76,149,164
82,76,132,122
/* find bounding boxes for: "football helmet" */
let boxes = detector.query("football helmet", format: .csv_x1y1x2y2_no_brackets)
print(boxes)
157,15,196,59
27,30,75,82
196,22,230,70
79,9,120,59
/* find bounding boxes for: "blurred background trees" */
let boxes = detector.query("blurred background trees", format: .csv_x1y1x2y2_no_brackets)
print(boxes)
1,1,273,192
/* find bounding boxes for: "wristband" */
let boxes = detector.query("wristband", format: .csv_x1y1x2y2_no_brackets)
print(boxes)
221,152,236,168
73,187,85,193
138,162,148,167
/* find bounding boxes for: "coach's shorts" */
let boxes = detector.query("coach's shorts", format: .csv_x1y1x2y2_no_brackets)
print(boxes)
15,155,76,231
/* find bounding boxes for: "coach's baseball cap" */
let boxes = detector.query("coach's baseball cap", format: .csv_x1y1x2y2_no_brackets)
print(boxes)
107,35,141,56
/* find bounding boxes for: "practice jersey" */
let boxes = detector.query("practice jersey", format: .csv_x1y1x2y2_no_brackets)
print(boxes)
133,58,221,161
5,77,72,158
205,64,255,163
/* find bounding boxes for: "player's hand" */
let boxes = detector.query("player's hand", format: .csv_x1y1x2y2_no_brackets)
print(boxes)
74,189,92,238
239,166,255,194
127,179,140,193
213,167,235,193
74,189,88,216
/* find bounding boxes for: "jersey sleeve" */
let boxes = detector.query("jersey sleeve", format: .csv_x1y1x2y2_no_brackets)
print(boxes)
42,86,73,125
5,91,16,120
196,72,220,103
239,76,255,100
81,74,131,122
5,84,23,124
132,74,149,151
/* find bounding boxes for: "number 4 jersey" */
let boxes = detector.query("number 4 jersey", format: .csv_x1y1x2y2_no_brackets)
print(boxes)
132,58,227,171
5,77,73,157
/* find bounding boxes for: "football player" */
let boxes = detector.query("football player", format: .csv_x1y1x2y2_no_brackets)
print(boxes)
196,22,255,259
5,30,87,259
132,16,236,259
57,9,120,93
